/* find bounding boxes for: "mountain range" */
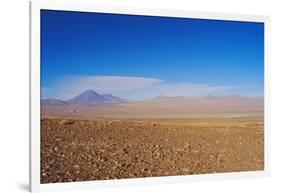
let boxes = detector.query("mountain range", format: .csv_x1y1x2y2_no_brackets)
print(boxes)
41,90,127,106
41,89,264,119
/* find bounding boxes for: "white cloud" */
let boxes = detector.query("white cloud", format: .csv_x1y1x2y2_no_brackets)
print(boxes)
42,76,163,99
126,83,232,100
42,75,261,100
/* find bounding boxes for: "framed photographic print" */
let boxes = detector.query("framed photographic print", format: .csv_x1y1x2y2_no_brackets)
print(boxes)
30,0,270,192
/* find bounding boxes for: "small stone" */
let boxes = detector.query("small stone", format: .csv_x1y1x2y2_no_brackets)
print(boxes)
59,119,75,125
184,144,190,149
182,168,190,173
142,168,149,172
54,147,59,152
193,150,199,154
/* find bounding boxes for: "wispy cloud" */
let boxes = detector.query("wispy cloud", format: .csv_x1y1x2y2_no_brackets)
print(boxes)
127,83,232,100
42,75,262,100
42,76,162,99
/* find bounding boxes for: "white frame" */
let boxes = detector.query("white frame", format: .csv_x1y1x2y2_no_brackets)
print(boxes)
29,0,271,192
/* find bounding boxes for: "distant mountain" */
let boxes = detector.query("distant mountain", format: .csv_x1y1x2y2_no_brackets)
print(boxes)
41,93,264,119
67,90,107,105
42,90,127,106
148,95,263,101
102,94,127,103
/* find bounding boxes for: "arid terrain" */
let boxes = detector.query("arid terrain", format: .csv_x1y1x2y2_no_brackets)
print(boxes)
41,116,264,183
41,90,264,183
41,90,264,119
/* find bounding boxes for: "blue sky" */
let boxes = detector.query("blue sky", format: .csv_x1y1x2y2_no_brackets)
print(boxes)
41,10,264,100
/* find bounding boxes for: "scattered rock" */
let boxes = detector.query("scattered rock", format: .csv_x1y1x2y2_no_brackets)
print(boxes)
41,118,264,183
59,119,75,125
53,146,59,152
182,168,190,173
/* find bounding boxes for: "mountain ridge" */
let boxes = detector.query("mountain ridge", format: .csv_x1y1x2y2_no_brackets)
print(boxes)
42,90,127,106
42,90,264,106
41,90,264,119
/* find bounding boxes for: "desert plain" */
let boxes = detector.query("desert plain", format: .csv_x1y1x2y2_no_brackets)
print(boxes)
40,91,264,183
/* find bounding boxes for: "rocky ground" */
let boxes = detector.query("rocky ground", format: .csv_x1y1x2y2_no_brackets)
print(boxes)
40,117,264,183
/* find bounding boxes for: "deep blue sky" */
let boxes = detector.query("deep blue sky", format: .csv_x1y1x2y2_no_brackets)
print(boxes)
41,10,264,99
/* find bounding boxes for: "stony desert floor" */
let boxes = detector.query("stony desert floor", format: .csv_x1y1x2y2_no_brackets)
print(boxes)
40,117,264,183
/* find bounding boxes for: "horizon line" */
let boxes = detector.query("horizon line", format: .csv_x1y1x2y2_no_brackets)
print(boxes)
41,89,264,101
